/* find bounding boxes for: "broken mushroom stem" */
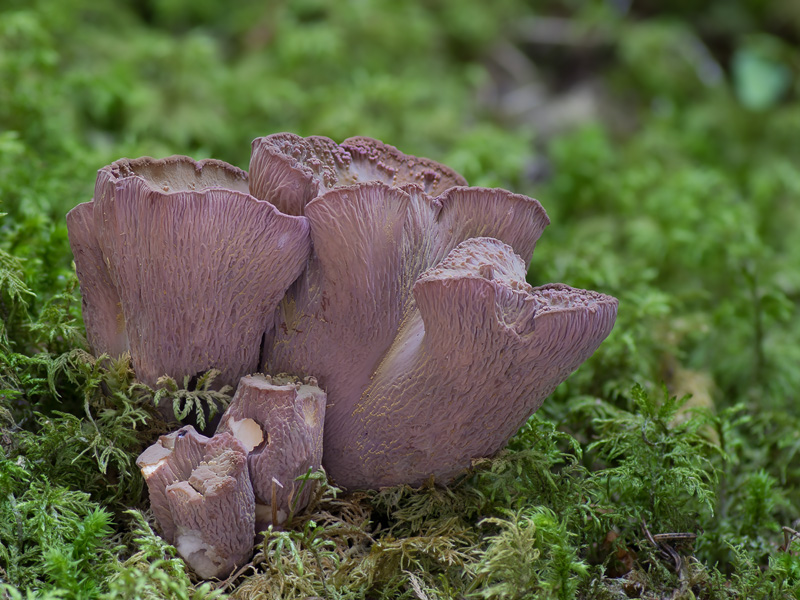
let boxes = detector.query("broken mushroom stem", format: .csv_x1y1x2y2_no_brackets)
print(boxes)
135,426,255,580
216,373,327,532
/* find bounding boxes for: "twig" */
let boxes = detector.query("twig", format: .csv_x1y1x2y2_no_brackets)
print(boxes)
782,526,799,552
641,519,696,574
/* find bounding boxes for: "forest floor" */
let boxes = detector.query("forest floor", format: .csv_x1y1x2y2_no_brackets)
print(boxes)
2,1,800,598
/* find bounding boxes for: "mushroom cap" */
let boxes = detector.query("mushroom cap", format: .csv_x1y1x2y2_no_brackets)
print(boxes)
265,180,552,453
249,133,468,216
216,373,326,530
251,134,619,489
341,237,618,487
136,426,255,579
68,155,312,388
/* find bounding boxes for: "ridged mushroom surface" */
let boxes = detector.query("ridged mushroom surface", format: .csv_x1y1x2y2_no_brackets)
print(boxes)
67,156,311,388
136,426,255,579
252,134,617,489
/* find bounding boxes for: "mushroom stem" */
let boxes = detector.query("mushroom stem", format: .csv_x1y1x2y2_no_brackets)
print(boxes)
136,426,255,579
216,373,326,531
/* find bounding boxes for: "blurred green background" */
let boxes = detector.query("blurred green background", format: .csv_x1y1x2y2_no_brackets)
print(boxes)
3,0,800,597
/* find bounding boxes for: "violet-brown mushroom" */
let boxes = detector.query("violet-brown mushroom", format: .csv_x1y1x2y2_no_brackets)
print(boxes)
136,426,255,579
253,133,618,489
66,156,311,389
350,237,617,487
216,373,326,530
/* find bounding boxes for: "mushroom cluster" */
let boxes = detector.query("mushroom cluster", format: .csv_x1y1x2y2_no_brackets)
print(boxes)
67,133,618,578
136,374,325,578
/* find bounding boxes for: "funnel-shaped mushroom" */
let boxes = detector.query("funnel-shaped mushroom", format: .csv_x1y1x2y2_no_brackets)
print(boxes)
253,133,618,489
66,156,311,388
136,426,255,579
346,237,617,488
216,373,326,530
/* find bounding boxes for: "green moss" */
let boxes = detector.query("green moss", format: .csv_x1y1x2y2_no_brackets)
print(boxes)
2,0,800,597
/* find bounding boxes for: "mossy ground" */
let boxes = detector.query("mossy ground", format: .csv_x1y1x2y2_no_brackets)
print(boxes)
2,1,800,598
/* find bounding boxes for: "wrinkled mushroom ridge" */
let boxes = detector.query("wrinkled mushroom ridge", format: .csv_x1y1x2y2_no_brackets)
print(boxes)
249,133,468,215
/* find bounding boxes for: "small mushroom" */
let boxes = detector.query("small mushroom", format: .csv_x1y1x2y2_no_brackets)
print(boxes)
66,156,311,389
216,374,326,530
136,426,255,579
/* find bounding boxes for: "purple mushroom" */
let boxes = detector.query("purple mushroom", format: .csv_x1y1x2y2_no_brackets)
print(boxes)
216,373,326,530
136,426,255,579
347,237,617,487
66,156,311,389
70,135,620,580
252,134,618,489
70,133,617,494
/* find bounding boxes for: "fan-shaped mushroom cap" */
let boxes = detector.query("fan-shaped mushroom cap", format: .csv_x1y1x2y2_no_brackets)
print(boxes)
264,179,552,448
136,426,255,579
67,155,311,388
251,134,610,488
249,134,618,489
342,237,618,488
216,373,326,530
